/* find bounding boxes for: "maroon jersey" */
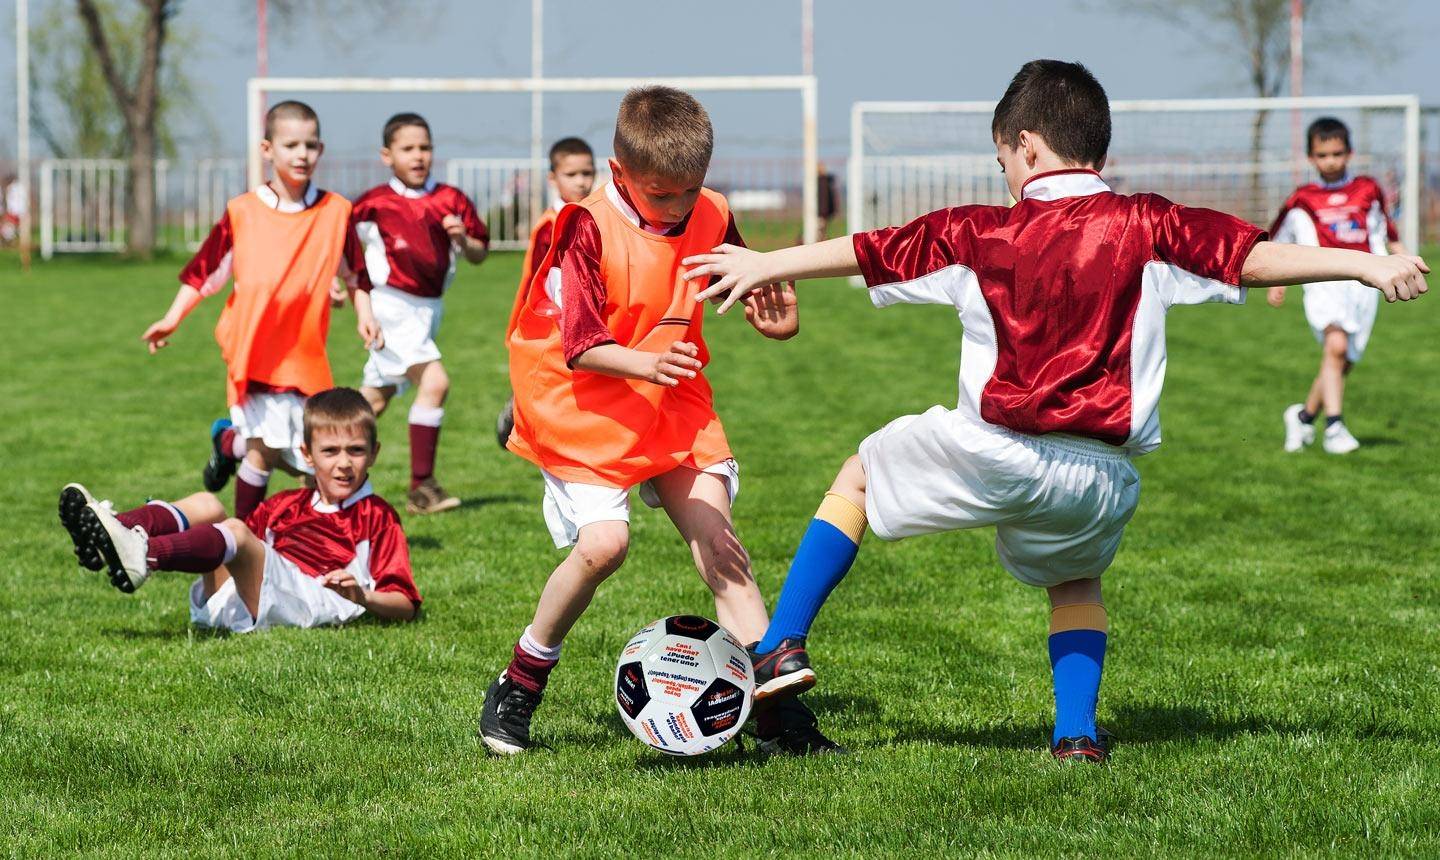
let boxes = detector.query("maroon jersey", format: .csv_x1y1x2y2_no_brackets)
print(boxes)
853,169,1264,453
351,177,489,298
1268,175,1397,252
548,182,746,365
245,483,421,606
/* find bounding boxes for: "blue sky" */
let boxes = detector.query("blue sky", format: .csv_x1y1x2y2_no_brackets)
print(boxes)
4,0,1437,159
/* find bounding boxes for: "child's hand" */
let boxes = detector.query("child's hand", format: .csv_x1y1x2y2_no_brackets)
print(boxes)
743,282,799,340
357,315,384,351
683,244,774,314
1266,286,1287,308
442,214,467,244
141,316,181,354
329,278,349,308
645,341,703,387
321,570,366,606
1359,254,1429,302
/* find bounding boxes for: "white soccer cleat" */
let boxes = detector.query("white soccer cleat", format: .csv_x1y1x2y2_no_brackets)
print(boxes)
1322,421,1361,455
1282,404,1315,453
81,501,152,593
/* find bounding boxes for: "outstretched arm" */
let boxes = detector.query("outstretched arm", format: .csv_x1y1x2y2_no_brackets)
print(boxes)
685,237,861,314
1240,241,1429,302
141,284,204,353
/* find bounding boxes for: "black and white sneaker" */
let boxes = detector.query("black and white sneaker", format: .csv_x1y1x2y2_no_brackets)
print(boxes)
749,637,817,702
59,483,105,571
747,697,846,756
82,501,152,594
495,397,516,449
478,673,543,755
202,417,239,492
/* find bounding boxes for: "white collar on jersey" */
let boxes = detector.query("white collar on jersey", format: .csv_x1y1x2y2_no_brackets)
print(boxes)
389,175,438,198
1318,173,1352,190
256,181,320,212
311,479,374,513
1021,169,1111,202
604,181,678,235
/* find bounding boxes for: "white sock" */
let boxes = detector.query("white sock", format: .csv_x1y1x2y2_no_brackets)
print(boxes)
229,433,248,460
213,523,238,564
147,499,189,531
408,403,445,428
518,625,562,661
237,460,271,488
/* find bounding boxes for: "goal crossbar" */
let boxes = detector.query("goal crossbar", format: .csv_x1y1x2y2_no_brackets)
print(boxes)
246,75,820,242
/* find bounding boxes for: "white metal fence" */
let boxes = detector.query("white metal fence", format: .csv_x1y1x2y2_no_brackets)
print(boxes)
39,159,169,258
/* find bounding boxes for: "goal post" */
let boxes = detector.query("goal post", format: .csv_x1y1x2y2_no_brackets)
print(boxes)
850,95,1422,251
246,75,821,244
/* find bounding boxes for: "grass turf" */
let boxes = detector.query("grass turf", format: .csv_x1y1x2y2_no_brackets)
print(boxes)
1,249,1437,856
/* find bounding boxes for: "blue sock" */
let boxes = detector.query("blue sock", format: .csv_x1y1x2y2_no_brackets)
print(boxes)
756,494,866,654
1048,604,1108,745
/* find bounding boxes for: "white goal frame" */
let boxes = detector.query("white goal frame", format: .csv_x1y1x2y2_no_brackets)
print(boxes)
247,75,821,243
849,95,1422,251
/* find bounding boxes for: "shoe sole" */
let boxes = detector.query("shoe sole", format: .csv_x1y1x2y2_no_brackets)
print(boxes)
203,420,237,492
79,505,140,594
59,485,105,571
407,497,462,515
753,668,817,702
479,732,526,756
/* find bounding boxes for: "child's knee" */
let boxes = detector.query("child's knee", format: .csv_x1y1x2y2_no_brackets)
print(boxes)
420,363,450,403
573,524,629,578
361,386,391,414
219,518,257,549
829,454,867,500
1322,331,1350,361
189,492,227,523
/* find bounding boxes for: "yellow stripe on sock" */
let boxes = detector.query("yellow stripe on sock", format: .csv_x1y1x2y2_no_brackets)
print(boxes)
816,493,867,543
1049,603,1108,635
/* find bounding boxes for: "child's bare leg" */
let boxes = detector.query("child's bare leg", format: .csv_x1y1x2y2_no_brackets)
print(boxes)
173,492,227,525
651,467,767,643
1045,577,1107,747
360,384,396,417
1319,326,1350,418
1302,372,1324,418
528,521,630,647
236,440,283,520
405,361,452,496
210,519,266,617
410,360,450,410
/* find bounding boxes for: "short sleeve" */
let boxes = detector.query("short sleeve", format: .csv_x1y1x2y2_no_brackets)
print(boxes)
1150,196,1265,286
340,219,373,292
456,192,490,248
179,211,235,296
368,508,421,606
556,210,616,365
853,206,993,308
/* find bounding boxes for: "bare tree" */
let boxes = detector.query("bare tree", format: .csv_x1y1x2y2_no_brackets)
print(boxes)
74,0,175,258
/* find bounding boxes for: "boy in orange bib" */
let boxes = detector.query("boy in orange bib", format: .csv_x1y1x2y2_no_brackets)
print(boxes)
145,101,380,521
480,87,838,756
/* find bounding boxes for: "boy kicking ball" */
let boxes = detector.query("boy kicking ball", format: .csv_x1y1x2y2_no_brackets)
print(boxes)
1268,117,1408,455
685,60,1427,763
59,388,420,631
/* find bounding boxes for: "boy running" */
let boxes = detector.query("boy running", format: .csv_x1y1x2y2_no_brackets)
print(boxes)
684,61,1428,762
481,87,838,756
496,136,597,448
59,388,420,631
352,113,490,513
151,101,378,521
1269,117,1407,454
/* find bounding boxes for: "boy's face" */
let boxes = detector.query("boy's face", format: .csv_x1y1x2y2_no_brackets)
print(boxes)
1308,136,1351,183
302,425,378,504
261,118,323,187
610,159,705,228
550,153,596,204
382,125,434,189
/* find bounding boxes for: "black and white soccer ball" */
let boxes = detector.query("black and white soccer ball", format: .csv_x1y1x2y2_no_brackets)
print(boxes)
615,615,755,755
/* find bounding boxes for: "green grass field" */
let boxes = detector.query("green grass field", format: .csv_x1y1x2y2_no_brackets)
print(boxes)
2,249,1437,856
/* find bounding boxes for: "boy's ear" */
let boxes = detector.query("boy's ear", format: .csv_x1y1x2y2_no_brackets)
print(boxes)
608,158,623,182
300,442,314,469
380,146,393,166
259,138,273,161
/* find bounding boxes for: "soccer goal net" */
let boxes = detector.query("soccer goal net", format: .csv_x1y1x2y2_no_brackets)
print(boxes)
233,75,819,249
850,95,1422,251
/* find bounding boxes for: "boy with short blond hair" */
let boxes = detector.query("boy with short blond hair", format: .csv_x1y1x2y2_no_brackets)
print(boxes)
481,87,837,756
59,388,420,632
684,59,1427,763
154,100,379,521
1269,117,1408,454
351,112,490,514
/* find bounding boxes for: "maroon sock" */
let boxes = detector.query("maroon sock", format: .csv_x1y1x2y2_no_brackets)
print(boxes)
115,501,186,536
218,426,242,460
147,524,230,573
409,423,441,489
505,643,558,694
234,474,268,521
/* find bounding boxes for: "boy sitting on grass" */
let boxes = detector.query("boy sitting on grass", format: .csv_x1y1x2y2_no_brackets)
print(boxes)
59,388,420,632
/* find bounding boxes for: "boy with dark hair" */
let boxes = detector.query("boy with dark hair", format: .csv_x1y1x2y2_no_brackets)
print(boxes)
59,388,421,632
158,100,379,521
350,112,490,513
482,86,838,757
685,59,1428,762
496,136,597,447
1269,116,1407,454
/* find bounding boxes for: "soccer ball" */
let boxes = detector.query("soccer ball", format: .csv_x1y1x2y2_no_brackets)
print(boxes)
615,615,754,756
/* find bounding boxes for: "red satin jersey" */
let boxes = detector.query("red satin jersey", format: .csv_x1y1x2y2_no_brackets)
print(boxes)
244,482,421,605
852,169,1265,454
1269,175,1397,253
351,178,489,298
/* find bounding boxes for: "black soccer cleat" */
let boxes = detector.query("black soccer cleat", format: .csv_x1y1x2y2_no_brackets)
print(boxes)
202,417,238,492
1051,727,1114,764
749,637,817,702
495,396,516,449
478,673,543,755
746,697,846,756
58,483,105,571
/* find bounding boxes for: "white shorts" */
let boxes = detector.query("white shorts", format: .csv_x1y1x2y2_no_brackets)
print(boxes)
1302,281,1379,363
189,545,367,633
540,460,740,548
362,285,444,391
230,392,311,474
859,406,1141,588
